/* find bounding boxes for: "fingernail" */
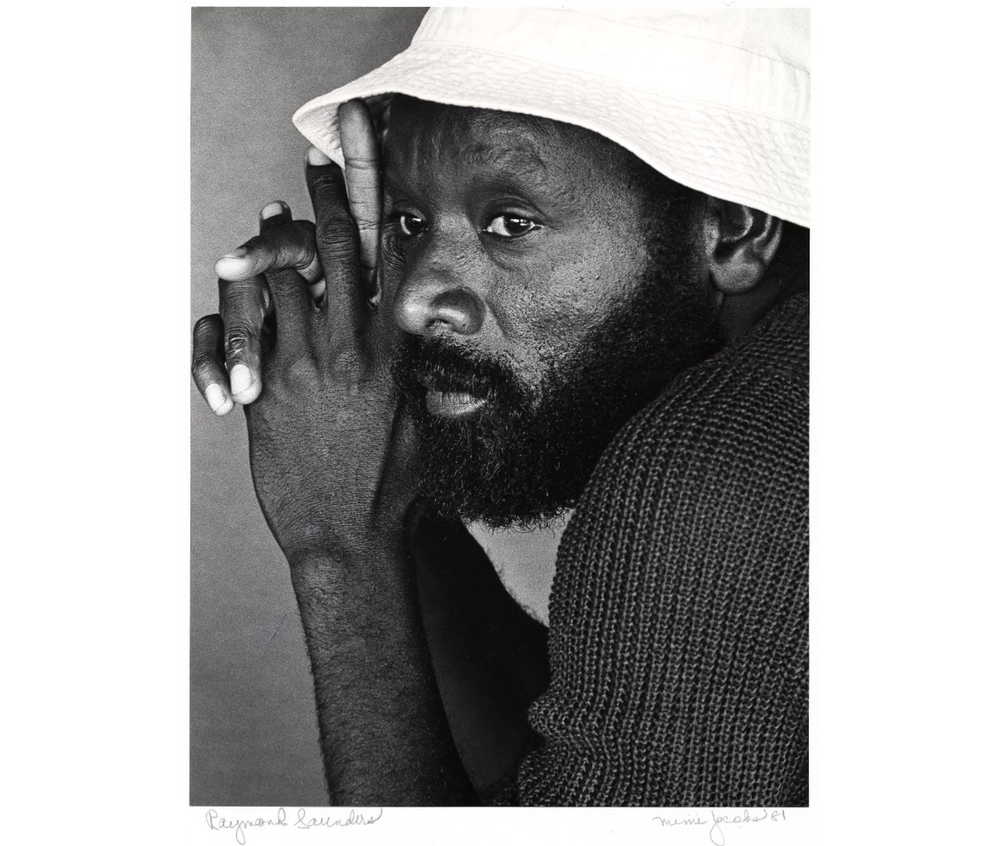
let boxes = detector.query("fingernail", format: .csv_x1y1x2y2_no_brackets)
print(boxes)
205,383,233,415
220,246,248,261
229,363,253,397
260,201,289,221
306,146,333,167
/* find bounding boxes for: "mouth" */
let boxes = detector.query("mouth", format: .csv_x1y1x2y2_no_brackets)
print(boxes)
399,340,502,421
424,388,489,418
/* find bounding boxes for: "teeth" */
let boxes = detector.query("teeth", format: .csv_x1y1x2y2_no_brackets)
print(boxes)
441,390,475,405
425,390,488,417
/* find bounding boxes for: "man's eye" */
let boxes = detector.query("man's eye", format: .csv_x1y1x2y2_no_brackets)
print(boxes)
398,213,426,238
484,215,538,238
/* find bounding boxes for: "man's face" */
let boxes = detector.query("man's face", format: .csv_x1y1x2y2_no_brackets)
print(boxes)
381,97,717,527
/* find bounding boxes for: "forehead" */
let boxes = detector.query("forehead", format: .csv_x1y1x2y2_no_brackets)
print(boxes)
382,96,634,197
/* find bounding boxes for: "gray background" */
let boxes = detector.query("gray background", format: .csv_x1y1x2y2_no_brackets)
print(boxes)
191,7,427,807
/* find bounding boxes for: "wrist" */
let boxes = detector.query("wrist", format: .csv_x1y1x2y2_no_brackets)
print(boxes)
284,524,413,579
281,494,427,567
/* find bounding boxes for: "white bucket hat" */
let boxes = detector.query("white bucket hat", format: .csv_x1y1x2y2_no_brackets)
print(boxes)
293,7,810,227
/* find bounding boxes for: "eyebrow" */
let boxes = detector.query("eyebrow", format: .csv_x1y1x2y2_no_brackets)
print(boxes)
462,143,549,180
383,134,578,209
468,146,581,209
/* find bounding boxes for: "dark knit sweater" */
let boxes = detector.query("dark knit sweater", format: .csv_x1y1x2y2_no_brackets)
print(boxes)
501,291,809,806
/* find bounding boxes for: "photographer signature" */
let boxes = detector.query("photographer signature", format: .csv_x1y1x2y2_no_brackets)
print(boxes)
652,808,788,845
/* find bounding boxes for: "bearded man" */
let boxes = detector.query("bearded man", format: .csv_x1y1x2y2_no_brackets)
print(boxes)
192,7,809,806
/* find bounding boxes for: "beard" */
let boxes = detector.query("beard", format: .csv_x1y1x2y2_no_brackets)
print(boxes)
390,246,720,529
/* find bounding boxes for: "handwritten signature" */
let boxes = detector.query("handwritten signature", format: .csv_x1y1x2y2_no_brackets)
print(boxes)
653,808,787,845
205,807,383,844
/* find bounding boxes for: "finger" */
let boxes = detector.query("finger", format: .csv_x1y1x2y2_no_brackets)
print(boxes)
306,151,368,336
253,201,325,303
338,100,382,299
215,220,322,285
259,199,291,231
258,203,313,353
191,314,236,416
218,275,270,404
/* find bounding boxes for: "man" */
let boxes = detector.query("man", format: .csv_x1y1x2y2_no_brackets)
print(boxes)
192,8,809,806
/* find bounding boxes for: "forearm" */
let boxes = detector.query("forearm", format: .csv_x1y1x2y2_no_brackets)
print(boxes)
201,114,485,804
288,534,479,806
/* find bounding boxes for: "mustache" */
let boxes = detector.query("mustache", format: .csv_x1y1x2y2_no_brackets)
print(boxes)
391,335,522,403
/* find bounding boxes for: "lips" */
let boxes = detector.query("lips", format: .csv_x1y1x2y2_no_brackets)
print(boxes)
395,337,505,420
424,388,488,418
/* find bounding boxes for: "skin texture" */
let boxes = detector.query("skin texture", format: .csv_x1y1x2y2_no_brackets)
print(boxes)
380,97,720,526
190,97,792,804
381,98,663,388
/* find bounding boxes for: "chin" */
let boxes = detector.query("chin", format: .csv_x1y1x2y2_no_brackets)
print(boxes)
400,361,704,530
411,421,562,529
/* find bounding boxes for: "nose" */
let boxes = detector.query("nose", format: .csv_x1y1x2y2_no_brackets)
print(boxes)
395,286,485,336
392,245,487,337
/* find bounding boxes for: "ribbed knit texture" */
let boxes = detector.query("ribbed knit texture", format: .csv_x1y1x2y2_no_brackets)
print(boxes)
497,292,808,806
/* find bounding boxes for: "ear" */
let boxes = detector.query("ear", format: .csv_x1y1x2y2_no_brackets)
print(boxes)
704,199,783,296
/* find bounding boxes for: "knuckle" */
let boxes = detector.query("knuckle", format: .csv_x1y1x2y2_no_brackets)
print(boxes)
192,314,221,339
264,266,303,289
223,325,256,358
287,356,315,383
190,355,216,384
223,316,256,336
236,234,261,252
332,345,362,373
309,171,345,194
220,288,268,324
316,219,359,261
240,235,271,263
344,155,379,169
261,229,289,255
290,222,319,268
277,354,319,393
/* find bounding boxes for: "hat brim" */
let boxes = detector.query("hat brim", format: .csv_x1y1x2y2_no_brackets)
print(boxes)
293,45,809,228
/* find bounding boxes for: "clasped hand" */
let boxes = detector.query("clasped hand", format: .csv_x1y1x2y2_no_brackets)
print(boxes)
191,102,417,561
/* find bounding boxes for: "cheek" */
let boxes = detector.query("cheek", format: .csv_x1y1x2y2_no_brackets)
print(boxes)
506,278,638,390
526,237,648,344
